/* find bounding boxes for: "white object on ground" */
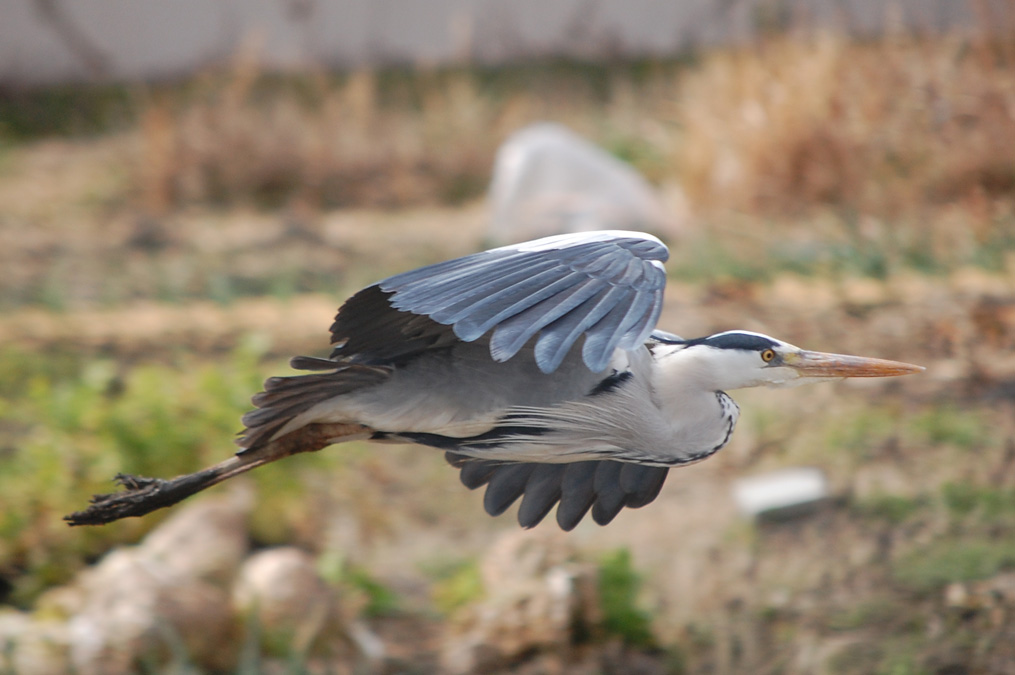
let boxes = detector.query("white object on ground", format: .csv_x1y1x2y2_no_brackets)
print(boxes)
487,123,672,244
733,467,829,519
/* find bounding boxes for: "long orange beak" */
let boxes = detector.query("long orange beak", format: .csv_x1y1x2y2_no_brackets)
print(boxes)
786,351,924,378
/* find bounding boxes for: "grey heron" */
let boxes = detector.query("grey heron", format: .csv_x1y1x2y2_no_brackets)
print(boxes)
66,230,922,530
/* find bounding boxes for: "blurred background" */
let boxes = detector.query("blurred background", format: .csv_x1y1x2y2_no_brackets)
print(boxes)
1,1,1015,673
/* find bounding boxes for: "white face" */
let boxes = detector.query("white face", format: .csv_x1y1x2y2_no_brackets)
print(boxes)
677,331,923,392
702,338,805,391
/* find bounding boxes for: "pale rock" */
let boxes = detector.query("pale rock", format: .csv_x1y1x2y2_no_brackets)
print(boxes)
233,547,384,665
944,582,968,608
234,547,335,640
55,495,250,674
0,610,72,675
488,123,674,244
67,547,235,675
139,489,251,584
440,529,599,674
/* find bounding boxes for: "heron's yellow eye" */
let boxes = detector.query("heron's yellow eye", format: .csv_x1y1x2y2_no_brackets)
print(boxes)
761,349,776,362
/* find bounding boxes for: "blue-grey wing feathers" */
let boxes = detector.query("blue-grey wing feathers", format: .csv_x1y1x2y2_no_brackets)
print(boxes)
377,232,668,373
240,232,673,529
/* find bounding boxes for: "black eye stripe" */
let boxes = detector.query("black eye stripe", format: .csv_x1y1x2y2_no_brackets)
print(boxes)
682,332,779,351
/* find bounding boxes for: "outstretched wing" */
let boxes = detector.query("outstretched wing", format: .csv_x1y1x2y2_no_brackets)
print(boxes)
446,454,669,530
332,230,668,374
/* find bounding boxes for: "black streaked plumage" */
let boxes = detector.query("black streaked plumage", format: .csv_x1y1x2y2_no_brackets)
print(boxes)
589,370,634,396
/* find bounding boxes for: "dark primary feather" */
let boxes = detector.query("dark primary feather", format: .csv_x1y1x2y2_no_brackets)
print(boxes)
557,463,599,530
517,465,565,528
445,453,670,530
619,464,668,508
483,463,536,516
459,459,499,489
591,462,627,525
328,285,458,366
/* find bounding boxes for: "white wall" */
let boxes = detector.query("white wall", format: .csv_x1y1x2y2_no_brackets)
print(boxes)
0,0,983,84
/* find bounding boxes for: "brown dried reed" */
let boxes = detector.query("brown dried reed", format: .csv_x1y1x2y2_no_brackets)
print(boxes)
137,32,1015,230
675,34,1015,219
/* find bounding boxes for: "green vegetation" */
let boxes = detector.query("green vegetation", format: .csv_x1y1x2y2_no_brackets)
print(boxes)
851,493,925,526
430,558,484,615
317,550,400,618
824,407,901,459
826,637,931,675
893,538,1015,594
941,482,1015,521
908,405,991,449
825,598,904,632
0,339,339,606
823,402,995,470
0,85,134,140
345,567,401,618
597,548,655,647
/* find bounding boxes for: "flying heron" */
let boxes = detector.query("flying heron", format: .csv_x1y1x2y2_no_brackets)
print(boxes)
67,231,922,530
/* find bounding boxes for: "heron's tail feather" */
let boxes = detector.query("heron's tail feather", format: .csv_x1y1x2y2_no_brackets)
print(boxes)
236,358,390,453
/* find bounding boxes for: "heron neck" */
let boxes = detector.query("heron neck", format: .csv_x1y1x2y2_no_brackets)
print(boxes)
651,345,741,456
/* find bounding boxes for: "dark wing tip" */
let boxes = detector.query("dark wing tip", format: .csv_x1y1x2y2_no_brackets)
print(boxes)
444,454,670,529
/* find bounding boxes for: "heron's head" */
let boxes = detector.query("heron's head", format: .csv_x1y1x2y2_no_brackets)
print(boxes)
670,330,923,391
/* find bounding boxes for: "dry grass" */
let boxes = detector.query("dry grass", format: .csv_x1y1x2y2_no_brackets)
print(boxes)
135,56,621,212
130,33,1015,227
135,64,660,212
117,32,1015,288
675,33,1015,220
139,67,497,211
